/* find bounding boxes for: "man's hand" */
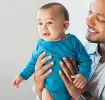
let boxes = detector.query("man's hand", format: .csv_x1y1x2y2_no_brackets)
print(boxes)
33,52,54,99
63,57,78,75
59,57,82,100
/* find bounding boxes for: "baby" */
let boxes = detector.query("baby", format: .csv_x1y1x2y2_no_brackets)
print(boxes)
13,2,92,100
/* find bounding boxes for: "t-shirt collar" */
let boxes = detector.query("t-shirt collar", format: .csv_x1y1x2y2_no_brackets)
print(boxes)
85,42,98,55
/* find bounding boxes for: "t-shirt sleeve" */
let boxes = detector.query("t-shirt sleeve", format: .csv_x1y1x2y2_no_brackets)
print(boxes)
19,41,39,80
71,34,92,80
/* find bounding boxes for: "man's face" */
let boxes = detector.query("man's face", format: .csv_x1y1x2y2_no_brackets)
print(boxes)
86,0,105,43
37,8,68,41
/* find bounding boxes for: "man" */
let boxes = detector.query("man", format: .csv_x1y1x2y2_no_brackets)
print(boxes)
34,0,105,99
60,0,105,99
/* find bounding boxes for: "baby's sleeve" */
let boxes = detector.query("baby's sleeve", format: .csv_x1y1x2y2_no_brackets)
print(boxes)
19,41,39,80
71,35,92,80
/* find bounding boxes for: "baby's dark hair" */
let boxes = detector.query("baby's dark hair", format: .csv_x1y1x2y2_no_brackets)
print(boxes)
40,2,69,21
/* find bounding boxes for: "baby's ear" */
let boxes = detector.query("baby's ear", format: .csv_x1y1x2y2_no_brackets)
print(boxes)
63,21,70,31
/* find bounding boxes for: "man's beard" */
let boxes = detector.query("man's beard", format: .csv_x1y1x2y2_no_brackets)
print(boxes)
86,34,101,43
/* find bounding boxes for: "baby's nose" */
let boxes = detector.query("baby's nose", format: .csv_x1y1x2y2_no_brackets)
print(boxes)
42,23,47,30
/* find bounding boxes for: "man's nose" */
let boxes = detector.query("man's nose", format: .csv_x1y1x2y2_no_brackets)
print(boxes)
86,14,96,27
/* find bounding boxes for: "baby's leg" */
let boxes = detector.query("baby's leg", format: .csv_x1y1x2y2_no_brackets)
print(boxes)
42,88,53,100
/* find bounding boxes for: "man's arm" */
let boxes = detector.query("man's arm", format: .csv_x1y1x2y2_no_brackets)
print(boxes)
59,57,97,100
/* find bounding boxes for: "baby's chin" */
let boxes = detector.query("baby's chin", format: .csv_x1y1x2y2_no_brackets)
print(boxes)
40,35,63,42
43,37,63,42
43,38,55,42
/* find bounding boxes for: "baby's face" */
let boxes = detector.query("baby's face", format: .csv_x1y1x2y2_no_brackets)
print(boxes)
37,8,67,41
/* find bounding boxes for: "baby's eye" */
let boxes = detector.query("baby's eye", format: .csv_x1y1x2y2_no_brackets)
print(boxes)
47,21,53,25
88,10,92,15
38,22,43,26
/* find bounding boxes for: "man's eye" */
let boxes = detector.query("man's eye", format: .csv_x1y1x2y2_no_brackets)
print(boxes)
96,16,105,23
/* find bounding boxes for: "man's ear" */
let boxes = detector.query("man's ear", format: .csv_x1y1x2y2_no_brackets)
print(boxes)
63,21,70,31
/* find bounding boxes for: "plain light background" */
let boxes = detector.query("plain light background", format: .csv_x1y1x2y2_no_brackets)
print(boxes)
0,0,90,100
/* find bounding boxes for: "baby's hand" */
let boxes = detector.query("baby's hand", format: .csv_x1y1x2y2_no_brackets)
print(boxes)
71,74,87,89
12,76,24,88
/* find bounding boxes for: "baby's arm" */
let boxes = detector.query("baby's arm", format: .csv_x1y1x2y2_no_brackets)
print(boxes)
71,74,87,89
71,34,92,80
12,76,24,88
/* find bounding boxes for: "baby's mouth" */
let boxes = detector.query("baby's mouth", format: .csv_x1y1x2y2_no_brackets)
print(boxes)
43,32,50,36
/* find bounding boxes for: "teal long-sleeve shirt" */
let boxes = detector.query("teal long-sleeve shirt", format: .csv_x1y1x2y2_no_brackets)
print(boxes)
19,33,92,100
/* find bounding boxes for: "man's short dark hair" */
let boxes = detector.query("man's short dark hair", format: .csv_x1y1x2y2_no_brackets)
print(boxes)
40,2,69,21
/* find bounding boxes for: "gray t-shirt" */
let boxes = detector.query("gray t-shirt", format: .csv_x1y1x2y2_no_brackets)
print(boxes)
88,62,105,99
86,43,105,100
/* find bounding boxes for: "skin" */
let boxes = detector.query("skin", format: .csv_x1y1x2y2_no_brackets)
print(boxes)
35,6,69,100
61,0,105,99
34,0,105,99
36,5,87,99
86,0,105,44
37,6,69,41
13,6,69,89
59,58,96,100
33,52,53,100
34,52,82,100
86,0,105,64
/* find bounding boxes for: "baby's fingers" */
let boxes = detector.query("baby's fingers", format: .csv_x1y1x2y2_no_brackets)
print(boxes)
13,82,19,88
73,77,78,84
74,79,81,87
76,82,83,89
80,82,86,89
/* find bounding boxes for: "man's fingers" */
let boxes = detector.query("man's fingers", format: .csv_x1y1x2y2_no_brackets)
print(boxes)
38,61,54,75
36,55,52,70
69,58,78,73
60,61,73,82
35,52,46,70
41,69,52,79
71,75,76,79
37,52,46,61
41,56,52,65
59,70,70,84
59,70,73,91
63,57,74,75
